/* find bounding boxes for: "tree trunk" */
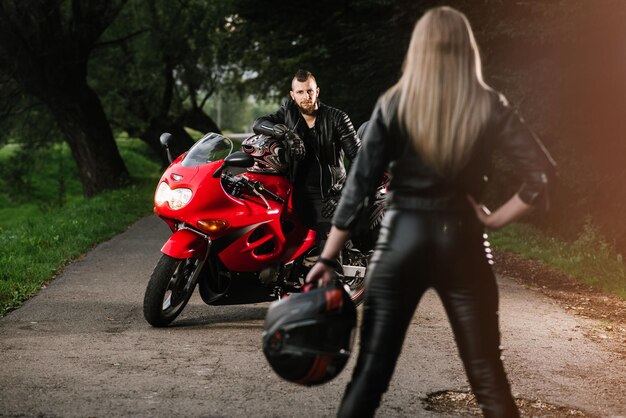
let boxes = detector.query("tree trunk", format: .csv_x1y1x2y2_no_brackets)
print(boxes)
140,119,196,166
46,82,129,197
181,107,221,135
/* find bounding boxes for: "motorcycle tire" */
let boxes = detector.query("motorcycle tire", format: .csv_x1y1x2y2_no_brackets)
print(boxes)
143,254,202,327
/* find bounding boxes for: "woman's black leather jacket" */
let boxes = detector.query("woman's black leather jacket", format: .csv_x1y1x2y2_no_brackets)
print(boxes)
252,99,360,198
333,92,556,230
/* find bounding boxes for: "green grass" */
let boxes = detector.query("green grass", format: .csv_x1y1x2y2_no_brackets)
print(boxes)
0,140,161,316
490,221,626,299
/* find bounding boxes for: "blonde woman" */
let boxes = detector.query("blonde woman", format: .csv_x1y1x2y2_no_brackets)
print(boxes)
306,6,555,418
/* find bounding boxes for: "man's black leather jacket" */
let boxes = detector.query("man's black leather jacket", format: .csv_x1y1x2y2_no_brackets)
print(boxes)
333,91,557,230
252,99,360,198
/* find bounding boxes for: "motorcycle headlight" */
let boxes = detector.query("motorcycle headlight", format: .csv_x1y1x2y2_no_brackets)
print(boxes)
155,182,170,206
154,182,193,210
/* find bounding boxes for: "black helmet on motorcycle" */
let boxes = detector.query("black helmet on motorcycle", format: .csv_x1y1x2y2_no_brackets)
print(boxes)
262,282,357,386
241,134,289,174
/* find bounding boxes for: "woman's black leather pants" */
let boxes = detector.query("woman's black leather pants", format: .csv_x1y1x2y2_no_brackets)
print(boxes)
338,209,520,418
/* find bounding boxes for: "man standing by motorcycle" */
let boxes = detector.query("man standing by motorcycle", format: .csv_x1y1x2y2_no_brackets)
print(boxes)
253,69,361,245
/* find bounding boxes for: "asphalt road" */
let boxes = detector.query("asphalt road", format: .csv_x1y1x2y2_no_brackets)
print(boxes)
0,216,624,417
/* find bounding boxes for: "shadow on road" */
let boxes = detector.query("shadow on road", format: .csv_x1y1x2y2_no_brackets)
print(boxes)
168,304,268,329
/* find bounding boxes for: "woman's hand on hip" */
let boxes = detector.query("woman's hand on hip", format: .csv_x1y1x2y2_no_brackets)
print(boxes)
467,195,493,227
467,194,534,230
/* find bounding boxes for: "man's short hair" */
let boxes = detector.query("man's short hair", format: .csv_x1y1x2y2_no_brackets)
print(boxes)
293,69,316,84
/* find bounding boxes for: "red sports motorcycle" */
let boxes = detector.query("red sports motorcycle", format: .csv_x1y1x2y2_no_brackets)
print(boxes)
143,132,379,327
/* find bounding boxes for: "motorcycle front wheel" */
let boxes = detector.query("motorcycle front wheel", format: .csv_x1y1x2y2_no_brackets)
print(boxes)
143,254,203,327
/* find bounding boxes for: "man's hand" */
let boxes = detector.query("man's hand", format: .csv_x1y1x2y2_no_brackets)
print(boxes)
284,131,305,161
272,123,290,138
270,124,305,160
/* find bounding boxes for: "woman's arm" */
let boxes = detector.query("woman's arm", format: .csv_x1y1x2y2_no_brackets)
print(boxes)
468,193,533,230
491,94,556,210
467,95,555,231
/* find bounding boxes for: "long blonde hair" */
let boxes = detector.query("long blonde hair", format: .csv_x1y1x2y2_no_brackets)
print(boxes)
381,6,492,177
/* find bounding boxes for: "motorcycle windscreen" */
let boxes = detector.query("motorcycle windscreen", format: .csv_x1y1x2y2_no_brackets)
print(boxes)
182,133,233,167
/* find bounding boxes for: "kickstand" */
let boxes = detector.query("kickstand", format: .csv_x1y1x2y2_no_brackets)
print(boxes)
272,286,285,300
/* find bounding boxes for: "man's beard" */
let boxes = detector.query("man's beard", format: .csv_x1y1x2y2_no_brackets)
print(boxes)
297,100,317,116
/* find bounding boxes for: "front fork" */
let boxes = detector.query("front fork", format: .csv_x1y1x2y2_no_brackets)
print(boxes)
161,227,210,290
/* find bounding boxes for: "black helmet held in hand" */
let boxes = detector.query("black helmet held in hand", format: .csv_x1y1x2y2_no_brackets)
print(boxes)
262,282,357,386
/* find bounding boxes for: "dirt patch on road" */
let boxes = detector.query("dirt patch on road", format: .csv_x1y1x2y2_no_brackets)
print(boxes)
423,390,588,417
494,251,626,358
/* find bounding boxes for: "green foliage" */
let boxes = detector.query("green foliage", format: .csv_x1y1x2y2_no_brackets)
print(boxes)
91,0,238,136
234,0,426,125
204,93,277,133
0,142,81,206
117,139,163,179
0,139,160,316
0,145,34,202
1,0,132,196
490,221,626,299
0,103,60,153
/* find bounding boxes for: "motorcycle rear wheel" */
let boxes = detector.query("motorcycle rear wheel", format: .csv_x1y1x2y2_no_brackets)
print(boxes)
344,276,366,306
143,254,202,327
340,250,368,306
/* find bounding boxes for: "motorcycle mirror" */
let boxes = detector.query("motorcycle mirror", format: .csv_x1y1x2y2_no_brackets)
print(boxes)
212,151,254,178
160,132,172,148
160,132,175,163
224,151,254,168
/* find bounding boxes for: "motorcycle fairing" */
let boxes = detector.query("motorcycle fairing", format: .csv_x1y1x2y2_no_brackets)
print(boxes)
161,228,209,260
215,203,314,272
211,221,272,254
155,150,318,273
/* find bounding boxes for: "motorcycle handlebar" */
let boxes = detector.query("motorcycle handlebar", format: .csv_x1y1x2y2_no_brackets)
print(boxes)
222,173,284,204
250,181,284,204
